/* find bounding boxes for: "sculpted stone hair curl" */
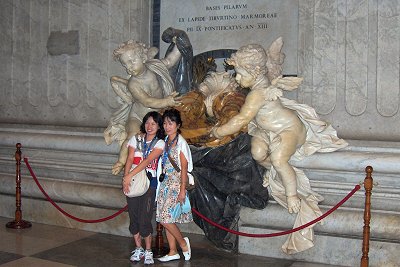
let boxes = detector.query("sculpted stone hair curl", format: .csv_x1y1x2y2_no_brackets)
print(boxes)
112,40,148,62
226,44,267,77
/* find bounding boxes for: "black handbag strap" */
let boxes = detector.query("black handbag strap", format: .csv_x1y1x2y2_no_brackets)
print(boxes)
168,154,181,172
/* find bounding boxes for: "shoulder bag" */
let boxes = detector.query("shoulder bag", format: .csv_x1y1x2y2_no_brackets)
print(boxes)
124,135,150,197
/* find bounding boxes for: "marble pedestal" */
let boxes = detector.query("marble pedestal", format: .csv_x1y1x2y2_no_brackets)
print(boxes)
1,125,399,267
238,142,400,267
239,203,399,267
0,124,203,237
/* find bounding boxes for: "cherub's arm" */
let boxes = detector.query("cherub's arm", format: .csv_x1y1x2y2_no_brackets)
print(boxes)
128,80,178,108
110,76,132,103
160,42,181,69
213,90,264,138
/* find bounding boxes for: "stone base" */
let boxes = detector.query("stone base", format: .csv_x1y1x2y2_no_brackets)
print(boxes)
239,225,399,267
1,125,400,266
1,193,202,236
238,203,400,267
1,194,130,236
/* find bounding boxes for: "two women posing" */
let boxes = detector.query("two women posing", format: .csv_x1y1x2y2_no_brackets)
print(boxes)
122,109,193,264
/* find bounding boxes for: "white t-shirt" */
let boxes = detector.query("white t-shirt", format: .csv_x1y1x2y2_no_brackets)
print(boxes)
127,135,165,178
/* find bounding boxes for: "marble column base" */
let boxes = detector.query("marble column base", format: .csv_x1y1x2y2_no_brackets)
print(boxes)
1,125,400,266
1,194,130,236
238,202,400,267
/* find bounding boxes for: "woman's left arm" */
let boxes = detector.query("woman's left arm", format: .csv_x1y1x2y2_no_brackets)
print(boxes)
178,151,189,204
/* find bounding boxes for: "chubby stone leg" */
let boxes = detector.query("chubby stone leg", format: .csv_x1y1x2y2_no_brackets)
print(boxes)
112,119,141,175
112,161,125,175
112,139,129,175
287,195,301,214
251,136,272,188
271,156,300,213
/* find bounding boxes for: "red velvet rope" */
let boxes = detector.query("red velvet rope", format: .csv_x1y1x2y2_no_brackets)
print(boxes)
24,157,361,237
24,157,128,223
191,184,361,238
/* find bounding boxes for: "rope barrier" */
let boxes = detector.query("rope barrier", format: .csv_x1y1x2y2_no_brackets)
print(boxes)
13,146,372,266
24,157,128,223
191,184,361,238
24,156,361,238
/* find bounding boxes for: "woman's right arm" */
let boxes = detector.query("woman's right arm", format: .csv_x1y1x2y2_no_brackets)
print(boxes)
124,146,135,176
123,145,136,194
124,148,163,181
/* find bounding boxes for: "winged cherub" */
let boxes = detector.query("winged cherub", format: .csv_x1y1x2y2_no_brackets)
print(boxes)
104,39,182,175
212,38,347,253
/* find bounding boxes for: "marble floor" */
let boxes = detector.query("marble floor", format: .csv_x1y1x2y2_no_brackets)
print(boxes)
0,216,345,267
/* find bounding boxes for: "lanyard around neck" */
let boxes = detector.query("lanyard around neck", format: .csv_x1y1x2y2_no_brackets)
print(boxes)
161,134,179,170
143,134,158,159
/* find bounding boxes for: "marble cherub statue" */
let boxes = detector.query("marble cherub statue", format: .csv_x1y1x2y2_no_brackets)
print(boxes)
104,39,182,175
212,38,348,253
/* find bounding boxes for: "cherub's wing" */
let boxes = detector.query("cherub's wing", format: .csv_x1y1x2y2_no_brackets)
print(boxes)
265,37,285,82
110,77,133,104
271,76,304,92
104,77,132,145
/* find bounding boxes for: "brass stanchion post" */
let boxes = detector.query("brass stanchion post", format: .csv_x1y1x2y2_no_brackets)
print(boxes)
360,166,373,267
6,143,32,229
153,222,168,257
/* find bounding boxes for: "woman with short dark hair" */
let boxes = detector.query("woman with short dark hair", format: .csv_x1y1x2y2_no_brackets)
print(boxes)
156,108,193,262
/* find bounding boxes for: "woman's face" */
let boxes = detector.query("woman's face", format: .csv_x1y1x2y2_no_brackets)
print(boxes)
145,116,160,136
163,117,179,137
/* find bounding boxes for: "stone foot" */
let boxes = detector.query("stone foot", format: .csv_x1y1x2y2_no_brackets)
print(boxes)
112,161,124,175
287,195,301,214
262,170,270,187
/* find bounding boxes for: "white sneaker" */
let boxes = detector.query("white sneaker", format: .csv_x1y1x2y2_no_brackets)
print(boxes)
130,247,144,262
144,250,154,265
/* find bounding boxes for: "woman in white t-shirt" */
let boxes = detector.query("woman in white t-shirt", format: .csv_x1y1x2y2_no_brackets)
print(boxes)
123,111,165,265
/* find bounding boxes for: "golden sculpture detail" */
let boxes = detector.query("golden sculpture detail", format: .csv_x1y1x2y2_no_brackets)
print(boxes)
175,71,247,147
192,55,217,85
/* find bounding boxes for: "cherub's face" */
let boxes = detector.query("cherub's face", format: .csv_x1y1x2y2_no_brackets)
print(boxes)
120,50,145,76
234,66,256,88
